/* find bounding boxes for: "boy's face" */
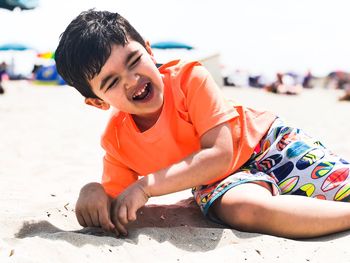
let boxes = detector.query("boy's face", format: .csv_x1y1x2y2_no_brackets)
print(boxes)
87,40,164,120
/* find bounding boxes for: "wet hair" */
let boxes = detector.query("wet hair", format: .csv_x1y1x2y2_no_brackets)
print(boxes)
55,9,146,98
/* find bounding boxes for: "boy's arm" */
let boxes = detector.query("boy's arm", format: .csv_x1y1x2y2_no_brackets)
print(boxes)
111,121,233,235
142,121,233,196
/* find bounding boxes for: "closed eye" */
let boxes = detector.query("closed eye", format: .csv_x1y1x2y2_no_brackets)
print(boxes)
129,54,142,68
106,77,119,91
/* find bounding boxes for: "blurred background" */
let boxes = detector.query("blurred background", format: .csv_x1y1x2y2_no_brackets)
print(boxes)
0,0,349,92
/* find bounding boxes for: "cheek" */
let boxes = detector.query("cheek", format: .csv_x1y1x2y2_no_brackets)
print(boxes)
145,64,161,82
108,90,128,106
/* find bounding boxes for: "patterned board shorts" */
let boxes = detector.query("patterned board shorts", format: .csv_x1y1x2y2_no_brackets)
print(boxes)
192,117,350,221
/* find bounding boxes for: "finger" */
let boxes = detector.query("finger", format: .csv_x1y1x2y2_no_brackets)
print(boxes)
111,217,127,237
127,205,137,222
81,211,93,227
91,210,100,227
111,205,128,236
114,219,128,237
117,205,129,225
76,211,87,227
98,206,115,231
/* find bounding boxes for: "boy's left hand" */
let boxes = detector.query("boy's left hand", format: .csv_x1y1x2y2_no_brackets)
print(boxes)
110,182,150,236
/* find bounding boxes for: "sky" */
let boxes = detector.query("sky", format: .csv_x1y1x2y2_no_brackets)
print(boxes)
0,0,350,76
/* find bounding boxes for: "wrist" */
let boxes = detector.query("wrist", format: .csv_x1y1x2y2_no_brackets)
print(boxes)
137,176,152,198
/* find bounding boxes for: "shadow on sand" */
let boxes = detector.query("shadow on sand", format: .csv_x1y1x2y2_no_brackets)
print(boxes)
15,198,262,252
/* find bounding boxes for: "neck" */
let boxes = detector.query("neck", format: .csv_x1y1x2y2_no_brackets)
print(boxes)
132,108,162,132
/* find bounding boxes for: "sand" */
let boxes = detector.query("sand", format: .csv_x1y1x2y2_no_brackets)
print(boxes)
1,80,350,263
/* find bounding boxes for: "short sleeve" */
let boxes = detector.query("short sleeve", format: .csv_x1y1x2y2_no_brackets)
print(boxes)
102,152,138,198
182,64,239,136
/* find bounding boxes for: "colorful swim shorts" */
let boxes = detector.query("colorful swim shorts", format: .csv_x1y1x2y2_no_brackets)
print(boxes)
192,117,350,220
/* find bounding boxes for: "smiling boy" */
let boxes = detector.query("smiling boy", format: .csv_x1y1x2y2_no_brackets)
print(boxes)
55,10,350,239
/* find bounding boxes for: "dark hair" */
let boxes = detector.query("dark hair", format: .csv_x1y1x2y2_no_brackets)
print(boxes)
55,10,146,98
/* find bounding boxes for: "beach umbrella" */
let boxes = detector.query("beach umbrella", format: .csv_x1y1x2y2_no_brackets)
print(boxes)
0,0,39,11
151,41,194,50
0,42,32,51
0,42,34,78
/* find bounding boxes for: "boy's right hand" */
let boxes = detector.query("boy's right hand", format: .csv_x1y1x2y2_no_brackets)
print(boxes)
75,182,115,232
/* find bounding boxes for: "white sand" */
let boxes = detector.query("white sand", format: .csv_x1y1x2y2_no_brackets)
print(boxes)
1,81,350,263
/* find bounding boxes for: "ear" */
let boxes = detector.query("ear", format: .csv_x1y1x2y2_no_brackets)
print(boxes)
85,98,110,110
145,40,157,64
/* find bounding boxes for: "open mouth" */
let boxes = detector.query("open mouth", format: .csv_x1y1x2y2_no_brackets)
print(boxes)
132,82,152,101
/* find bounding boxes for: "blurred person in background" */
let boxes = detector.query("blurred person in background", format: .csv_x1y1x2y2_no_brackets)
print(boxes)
0,61,7,94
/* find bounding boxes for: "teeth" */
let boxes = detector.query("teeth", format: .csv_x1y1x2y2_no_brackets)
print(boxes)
133,83,148,99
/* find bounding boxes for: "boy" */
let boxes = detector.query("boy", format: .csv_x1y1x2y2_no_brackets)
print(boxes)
55,10,350,239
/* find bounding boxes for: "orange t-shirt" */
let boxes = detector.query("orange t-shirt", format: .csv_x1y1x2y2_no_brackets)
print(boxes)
101,60,276,197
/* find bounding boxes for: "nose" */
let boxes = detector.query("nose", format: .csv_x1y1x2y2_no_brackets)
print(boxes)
124,72,140,90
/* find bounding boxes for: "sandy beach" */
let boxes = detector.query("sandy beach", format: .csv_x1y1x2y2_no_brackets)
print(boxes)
1,80,350,263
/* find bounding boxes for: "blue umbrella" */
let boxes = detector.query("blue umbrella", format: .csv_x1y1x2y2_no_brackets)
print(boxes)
0,43,32,51
0,0,39,11
0,42,34,79
151,41,194,50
